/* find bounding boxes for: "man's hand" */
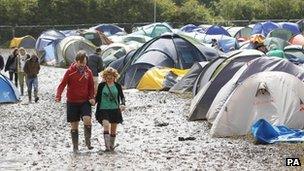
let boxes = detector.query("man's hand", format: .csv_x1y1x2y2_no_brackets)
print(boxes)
89,99,95,105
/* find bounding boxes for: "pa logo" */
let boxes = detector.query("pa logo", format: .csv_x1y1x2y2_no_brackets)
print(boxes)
286,158,301,166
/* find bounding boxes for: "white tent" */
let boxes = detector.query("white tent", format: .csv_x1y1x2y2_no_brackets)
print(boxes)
207,57,304,124
210,71,304,137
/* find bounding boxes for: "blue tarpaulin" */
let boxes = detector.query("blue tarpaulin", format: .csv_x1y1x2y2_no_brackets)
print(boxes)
251,119,304,144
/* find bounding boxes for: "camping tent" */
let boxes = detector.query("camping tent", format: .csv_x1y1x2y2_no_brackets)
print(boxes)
297,19,304,34
201,34,239,52
266,28,293,41
56,36,96,66
189,50,264,121
109,34,151,44
204,25,231,36
80,30,106,46
10,35,36,49
137,67,188,91
180,24,200,33
284,45,304,64
227,27,252,41
210,71,304,137
109,50,136,74
0,74,20,103
91,24,126,36
278,22,301,35
264,37,290,51
35,30,66,64
192,57,227,95
207,57,304,125
289,34,304,45
119,33,221,88
35,30,66,52
132,23,174,38
251,21,280,36
169,61,209,94
100,43,136,67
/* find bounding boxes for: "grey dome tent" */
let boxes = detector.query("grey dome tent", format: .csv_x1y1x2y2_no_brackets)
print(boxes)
119,33,222,89
266,28,293,42
169,61,209,94
169,57,226,94
207,57,304,125
109,50,136,74
284,45,304,64
191,57,227,95
189,49,264,121
56,36,96,66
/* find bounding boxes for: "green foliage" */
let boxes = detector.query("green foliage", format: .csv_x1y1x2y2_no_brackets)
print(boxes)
178,0,212,23
215,0,261,20
0,0,302,26
156,0,178,21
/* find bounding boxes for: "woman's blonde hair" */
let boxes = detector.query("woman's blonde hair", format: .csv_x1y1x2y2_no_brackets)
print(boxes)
101,67,119,80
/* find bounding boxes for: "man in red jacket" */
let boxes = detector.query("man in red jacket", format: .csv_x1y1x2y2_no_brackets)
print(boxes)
55,50,95,153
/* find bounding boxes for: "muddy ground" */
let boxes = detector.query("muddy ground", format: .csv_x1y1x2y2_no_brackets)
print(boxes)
0,65,303,170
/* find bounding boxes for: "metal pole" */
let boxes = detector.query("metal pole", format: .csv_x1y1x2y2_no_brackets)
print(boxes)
154,0,156,22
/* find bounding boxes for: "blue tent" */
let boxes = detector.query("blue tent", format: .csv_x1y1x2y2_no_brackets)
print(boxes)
0,74,20,103
43,41,61,65
204,25,231,36
180,24,200,33
278,22,301,35
35,30,66,64
203,35,239,53
35,30,66,52
251,21,280,36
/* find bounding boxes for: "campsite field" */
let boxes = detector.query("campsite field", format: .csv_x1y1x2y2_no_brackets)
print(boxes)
0,63,304,170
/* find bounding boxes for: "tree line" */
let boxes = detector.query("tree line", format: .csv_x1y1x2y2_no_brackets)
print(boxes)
0,0,303,26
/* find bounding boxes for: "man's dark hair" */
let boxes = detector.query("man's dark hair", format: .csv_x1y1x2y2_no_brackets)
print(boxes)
75,50,87,63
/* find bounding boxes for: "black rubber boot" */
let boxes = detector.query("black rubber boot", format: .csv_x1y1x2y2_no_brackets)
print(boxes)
71,130,79,153
28,91,32,103
34,90,39,103
84,125,94,150
20,86,24,96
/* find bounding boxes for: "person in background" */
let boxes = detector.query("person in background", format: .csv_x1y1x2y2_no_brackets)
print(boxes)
95,67,126,151
55,50,95,154
0,55,4,73
23,54,40,103
5,48,19,87
17,47,30,96
87,47,104,95
250,34,268,54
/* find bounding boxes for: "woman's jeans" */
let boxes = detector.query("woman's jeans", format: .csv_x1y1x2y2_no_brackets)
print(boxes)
9,72,18,87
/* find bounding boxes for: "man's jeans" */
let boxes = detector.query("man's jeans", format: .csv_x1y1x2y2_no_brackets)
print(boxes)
26,77,38,94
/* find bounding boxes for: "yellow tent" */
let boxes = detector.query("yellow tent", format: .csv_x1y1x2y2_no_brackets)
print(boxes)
137,67,189,91
10,35,36,48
